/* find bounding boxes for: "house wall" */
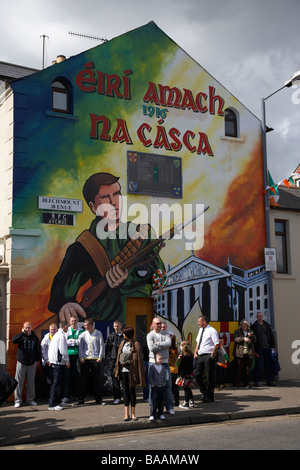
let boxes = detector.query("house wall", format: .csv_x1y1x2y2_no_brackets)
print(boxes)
3,22,268,382
270,209,300,380
0,89,13,360
0,89,13,237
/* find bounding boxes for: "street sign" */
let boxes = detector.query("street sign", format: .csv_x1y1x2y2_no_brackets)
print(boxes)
42,212,75,226
38,196,82,212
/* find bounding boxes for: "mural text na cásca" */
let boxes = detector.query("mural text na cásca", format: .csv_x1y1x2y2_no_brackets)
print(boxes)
76,63,226,156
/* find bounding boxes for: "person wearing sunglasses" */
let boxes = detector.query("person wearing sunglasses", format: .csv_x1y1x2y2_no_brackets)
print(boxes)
147,318,174,416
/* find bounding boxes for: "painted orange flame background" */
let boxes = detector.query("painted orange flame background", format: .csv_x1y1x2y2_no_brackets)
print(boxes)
197,142,266,270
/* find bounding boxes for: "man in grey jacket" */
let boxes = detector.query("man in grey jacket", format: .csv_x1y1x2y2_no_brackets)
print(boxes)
147,318,174,415
78,318,105,405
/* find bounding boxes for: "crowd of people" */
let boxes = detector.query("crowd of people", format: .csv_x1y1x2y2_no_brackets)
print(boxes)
9,312,279,420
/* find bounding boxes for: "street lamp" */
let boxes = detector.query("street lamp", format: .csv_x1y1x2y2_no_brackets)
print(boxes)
285,71,300,88
261,70,300,330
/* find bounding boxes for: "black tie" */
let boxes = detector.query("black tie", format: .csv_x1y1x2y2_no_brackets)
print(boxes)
198,328,204,348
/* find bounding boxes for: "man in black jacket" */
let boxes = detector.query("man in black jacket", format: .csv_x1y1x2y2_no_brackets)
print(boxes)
105,320,123,404
12,322,41,407
251,312,276,386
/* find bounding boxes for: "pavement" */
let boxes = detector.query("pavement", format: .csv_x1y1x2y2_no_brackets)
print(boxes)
1,380,300,447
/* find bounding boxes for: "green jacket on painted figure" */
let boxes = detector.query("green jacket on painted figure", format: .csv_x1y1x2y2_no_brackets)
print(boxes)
48,218,165,324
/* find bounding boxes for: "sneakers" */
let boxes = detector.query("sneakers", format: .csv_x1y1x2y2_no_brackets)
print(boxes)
61,397,70,404
48,405,63,411
149,414,165,420
27,401,37,406
113,398,120,405
14,402,21,408
167,408,175,415
179,400,195,408
179,401,189,409
59,401,70,408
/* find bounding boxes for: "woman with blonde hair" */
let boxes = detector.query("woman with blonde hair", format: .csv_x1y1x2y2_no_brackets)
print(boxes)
233,320,256,388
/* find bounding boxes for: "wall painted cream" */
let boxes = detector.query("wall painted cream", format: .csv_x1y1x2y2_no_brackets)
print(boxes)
0,89,13,239
270,208,300,381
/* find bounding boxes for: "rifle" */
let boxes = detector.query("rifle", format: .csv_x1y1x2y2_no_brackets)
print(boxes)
80,205,209,309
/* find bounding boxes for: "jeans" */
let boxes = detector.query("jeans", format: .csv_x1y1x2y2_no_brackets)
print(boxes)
171,373,179,405
49,364,65,407
63,355,80,399
143,361,149,400
254,348,273,383
109,360,121,400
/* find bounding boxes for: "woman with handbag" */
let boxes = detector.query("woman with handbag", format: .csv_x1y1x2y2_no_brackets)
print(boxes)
114,326,145,421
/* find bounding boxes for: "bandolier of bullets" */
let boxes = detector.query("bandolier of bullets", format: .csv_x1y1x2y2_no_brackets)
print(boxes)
111,224,151,270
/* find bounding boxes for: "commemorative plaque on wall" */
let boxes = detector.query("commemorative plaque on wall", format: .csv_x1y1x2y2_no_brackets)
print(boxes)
127,151,182,198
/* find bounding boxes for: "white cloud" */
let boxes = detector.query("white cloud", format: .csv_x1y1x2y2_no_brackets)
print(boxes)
1,0,300,181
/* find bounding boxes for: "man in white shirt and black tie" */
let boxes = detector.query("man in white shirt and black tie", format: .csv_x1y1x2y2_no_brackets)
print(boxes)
194,315,219,403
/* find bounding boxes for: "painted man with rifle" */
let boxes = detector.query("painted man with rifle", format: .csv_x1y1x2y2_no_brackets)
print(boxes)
48,172,165,324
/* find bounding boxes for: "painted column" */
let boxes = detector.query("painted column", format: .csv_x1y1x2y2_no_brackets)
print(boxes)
170,288,178,325
183,285,191,318
209,279,219,321
193,283,203,310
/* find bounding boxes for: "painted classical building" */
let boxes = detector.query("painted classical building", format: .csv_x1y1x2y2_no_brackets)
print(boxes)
0,22,268,382
153,255,232,329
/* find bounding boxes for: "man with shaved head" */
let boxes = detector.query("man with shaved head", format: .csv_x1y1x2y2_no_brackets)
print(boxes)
12,321,41,407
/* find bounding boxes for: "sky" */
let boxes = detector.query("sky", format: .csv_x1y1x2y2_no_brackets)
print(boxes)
2,0,300,184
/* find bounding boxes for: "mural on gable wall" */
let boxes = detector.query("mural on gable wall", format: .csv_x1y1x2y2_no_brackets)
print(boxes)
9,22,268,368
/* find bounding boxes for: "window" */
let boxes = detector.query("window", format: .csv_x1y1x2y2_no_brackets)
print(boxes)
225,108,238,137
275,219,288,273
52,79,71,113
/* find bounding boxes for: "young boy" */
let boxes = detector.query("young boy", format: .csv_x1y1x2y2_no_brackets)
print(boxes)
148,352,166,421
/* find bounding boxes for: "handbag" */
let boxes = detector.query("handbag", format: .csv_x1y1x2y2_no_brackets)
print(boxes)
175,373,196,388
119,352,131,367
